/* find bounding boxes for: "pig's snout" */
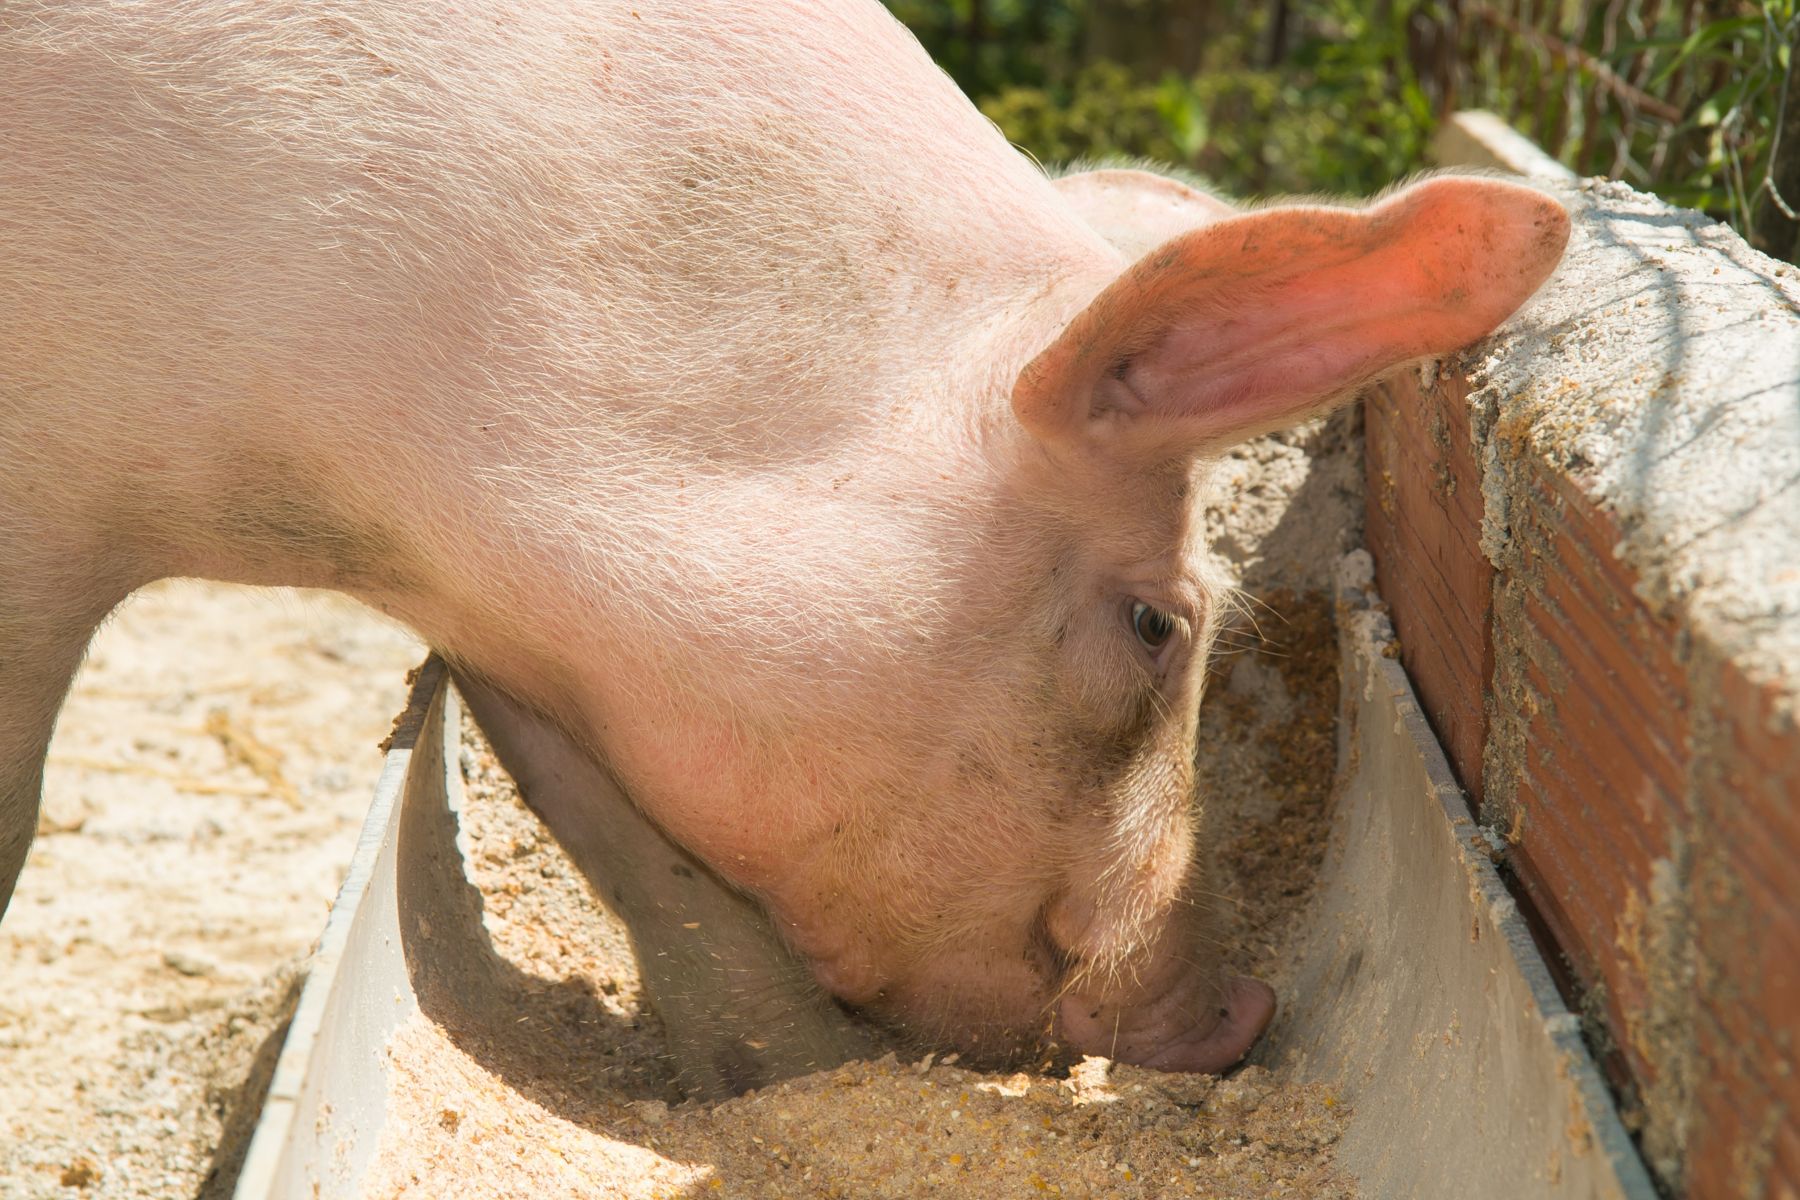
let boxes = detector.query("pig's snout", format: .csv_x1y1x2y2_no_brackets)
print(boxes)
1057,971,1276,1075
1038,853,1272,1073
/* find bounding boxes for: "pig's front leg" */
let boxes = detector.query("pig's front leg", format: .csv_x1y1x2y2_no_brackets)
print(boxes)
0,588,126,922
453,673,876,1099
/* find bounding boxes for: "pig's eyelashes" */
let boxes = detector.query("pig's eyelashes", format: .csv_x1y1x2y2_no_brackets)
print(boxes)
1130,600,1177,653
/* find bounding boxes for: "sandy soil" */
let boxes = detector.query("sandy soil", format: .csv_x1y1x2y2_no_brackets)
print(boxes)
0,582,421,1199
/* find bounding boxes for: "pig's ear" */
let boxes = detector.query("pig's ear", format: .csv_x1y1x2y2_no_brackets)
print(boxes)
1013,177,1570,458
1054,168,1237,259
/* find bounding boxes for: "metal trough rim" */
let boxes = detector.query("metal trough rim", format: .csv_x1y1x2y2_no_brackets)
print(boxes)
233,657,450,1200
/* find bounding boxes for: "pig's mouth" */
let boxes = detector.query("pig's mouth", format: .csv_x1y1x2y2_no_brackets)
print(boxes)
771,865,1276,1075
1054,972,1276,1074
841,940,1276,1076
1026,889,1277,1074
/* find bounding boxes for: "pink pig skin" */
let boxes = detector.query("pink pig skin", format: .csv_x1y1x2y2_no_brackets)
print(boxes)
0,0,1568,1094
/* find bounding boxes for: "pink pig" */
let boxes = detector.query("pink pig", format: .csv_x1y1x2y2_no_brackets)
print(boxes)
0,0,1567,1093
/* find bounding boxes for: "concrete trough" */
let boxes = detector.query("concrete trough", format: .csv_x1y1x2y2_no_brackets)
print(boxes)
1266,553,1655,1200
230,557,1658,1198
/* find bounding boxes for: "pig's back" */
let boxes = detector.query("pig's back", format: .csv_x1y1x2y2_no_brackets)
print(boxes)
1,0,1098,481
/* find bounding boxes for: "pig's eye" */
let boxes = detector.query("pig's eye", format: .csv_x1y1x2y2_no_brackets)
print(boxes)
1130,601,1176,651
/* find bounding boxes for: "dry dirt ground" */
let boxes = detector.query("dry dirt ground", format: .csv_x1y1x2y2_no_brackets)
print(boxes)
0,582,421,1198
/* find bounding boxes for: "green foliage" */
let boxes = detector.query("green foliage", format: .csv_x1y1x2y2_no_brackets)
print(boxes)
884,0,1087,98
1181,2,1438,198
1442,1,1798,244
882,1,1800,258
890,2,1442,200
976,61,1191,167
1270,1,1437,191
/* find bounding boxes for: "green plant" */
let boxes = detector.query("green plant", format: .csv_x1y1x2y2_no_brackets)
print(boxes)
978,61,1193,167
884,0,1800,259
968,3,1438,199
1429,0,1800,260
884,0,1088,99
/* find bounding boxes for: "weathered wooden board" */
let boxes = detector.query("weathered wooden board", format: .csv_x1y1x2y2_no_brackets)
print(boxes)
1364,368,1492,805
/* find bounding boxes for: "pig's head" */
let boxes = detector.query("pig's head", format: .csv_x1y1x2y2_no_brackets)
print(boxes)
576,174,1568,1075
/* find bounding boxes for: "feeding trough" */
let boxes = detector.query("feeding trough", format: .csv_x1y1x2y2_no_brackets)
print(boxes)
232,658,459,1198
229,144,1800,1197
231,569,1657,1197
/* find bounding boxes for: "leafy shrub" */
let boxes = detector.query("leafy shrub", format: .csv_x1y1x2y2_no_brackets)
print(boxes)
912,2,1441,201
885,0,1799,257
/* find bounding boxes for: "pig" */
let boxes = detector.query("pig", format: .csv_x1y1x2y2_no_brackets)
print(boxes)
0,0,1569,1100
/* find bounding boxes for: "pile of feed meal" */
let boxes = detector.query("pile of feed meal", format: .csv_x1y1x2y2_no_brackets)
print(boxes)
362,415,1364,1199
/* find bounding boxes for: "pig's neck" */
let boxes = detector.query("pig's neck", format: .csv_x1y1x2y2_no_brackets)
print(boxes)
368,352,1059,744
1,0,1127,772
307,227,1118,729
